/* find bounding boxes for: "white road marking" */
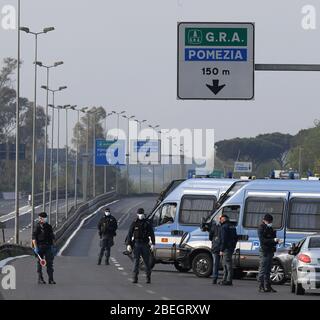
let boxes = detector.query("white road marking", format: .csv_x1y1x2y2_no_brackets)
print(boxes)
146,290,155,294
0,255,30,269
161,297,170,300
57,200,119,256
118,267,124,271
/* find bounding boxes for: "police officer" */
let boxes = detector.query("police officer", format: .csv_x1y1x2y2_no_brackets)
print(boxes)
126,208,155,284
32,212,56,284
209,216,222,284
258,214,281,292
97,208,118,265
219,214,238,286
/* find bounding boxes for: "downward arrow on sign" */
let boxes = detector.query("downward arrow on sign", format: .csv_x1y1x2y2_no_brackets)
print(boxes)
206,80,226,95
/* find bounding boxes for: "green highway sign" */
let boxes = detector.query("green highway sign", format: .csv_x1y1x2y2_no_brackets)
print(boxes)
185,28,248,46
178,22,255,100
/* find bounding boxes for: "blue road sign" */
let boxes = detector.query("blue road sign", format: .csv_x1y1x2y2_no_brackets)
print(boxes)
95,140,126,166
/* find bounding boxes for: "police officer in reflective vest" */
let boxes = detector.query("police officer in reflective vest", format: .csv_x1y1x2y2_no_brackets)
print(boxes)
97,207,118,265
126,208,155,284
32,212,56,284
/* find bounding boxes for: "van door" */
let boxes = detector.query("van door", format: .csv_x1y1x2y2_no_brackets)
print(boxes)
150,202,179,260
178,194,217,235
238,193,288,269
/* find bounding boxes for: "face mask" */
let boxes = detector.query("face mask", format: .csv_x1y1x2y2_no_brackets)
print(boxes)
105,212,111,217
40,218,47,223
267,223,272,227
137,214,145,220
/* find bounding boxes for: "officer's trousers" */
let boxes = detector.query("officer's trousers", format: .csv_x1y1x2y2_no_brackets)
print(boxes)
222,249,233,283
212,252,221,280
99,237,114,262
133,242,151,277
37,245,54,280
258,251,274,286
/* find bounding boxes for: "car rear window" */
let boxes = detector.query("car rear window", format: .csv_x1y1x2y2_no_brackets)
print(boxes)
309,237,320,249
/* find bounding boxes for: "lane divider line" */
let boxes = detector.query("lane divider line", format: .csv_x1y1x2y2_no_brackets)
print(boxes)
0,255,30,269
57,200,119,256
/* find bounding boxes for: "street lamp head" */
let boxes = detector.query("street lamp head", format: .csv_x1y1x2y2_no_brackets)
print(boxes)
43,27,55,33
81,107,88,113
41,85,48,90
59,86,67,91
70,105,77,110
54,61,64,67
48,104,54,108
20,27,30,33
36,61,43,67
63,104,71,109
121,111,126,114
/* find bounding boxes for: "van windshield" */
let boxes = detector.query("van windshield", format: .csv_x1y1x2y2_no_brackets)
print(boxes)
216,181,248,209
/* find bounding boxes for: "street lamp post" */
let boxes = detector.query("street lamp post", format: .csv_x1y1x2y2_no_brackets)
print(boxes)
61,105,71,219
148,125,160,193
44,86,67,225
123,115,135,195
112,111,126,194
104,112,113,193
14,0,21,244
20,26,55,235
71,106,88,209
38,61,64,212
135,119,147,193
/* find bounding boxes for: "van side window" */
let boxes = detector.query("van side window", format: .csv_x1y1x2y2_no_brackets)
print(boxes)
243,197,284,229
288,198,320,231
179,195,216,225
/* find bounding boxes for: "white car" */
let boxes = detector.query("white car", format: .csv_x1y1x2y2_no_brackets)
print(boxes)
291,235,320,295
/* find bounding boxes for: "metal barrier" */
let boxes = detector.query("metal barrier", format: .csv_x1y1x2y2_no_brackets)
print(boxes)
0,191,117,260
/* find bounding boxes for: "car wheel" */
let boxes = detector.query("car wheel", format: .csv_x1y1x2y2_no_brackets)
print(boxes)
295,282,305,295
174,262,191,273
192,252,213,278
270,260,286,285
290,277,296,293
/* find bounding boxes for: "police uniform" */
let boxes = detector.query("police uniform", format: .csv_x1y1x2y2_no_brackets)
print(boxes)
32,214,55,284
209,222,221,283
258,214,278,292
126,209,155,284
97,212,118,265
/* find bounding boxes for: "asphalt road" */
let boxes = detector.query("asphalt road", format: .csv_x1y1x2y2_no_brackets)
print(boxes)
1,196,320,300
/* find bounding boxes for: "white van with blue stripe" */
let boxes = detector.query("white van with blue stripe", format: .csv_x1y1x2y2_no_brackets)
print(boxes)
147,178,249,271
178,179,320,280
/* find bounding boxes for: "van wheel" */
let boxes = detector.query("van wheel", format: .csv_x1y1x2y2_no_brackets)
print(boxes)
290,277,296,293
233,268,246,279
295,283,305,295
174,262,191,273
270,260,286,285
192,252,212,278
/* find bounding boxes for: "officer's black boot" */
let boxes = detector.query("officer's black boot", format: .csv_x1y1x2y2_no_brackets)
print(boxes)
48,279,56,285
132,274,138,284
105,258,110,265
97,257,102,265
146,275,151,284
38,274,46,284
258,282,266,292
265,284,277,293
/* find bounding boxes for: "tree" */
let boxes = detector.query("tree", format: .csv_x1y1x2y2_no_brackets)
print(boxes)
0,57,49,192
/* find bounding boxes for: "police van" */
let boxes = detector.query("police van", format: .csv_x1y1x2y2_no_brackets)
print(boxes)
177,180,320,281
147,178,249,271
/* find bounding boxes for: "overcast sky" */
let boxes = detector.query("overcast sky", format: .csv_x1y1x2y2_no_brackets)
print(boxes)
1,0,320,147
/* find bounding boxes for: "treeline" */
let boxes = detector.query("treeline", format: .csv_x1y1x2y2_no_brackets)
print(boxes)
215,125,320,177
